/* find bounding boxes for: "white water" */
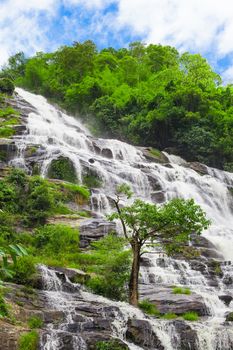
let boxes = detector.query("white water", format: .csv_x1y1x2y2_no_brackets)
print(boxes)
13,88,233,349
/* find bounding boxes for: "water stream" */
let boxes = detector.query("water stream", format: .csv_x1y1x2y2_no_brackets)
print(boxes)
12,88,233,349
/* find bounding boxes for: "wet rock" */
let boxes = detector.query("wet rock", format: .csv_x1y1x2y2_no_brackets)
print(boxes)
222,274,233,285
138,147,168,164
151,191,165,203
51,267,90,284
184,162,209,176
189,261,207,273
173,320,199,350
0,139,17,162
219,295,233,306
101,148,113,159
156,258,167,268
86,334,129,350
79,219,116,248
226,312,233,322
140,257,153,267
12,124,27,135
126,319,164,350
145,173,162,191
141,287,208,316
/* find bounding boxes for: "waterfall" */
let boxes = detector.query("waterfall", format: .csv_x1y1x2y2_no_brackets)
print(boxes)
13,88,233,350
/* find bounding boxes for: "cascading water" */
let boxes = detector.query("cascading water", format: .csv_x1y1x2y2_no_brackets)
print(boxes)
12,88,233,349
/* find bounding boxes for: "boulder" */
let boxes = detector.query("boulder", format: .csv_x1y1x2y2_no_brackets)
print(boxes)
219,295,233,306
141,287,208,316
138,147,169,164
79,219,116,248
0,139,17,162
226,312,233,322
51,267,90,284
173,320,199,350
126,319,164,350
183,162,209,176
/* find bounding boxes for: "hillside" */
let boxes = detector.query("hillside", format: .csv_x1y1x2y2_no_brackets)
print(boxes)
1,41,233,172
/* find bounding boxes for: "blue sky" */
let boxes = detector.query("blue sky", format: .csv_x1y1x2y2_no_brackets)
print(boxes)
1,0,233,82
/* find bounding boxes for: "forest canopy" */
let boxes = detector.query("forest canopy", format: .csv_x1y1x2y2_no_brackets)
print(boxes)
2,41,233,171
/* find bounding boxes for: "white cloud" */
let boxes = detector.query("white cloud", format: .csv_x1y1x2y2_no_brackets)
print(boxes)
114,0,233,57
1,0,233,80
0,0,57,66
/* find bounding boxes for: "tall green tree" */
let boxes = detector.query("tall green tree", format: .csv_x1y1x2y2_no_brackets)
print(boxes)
109,185,210,306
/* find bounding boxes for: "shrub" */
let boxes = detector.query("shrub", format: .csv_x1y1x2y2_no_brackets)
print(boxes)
138,299,159,316
162,313,177,320
34,224,79,255
28,316,44,329
172,286,191,295
0,126,15,137
0,78,14,95
18,330,39,350
11,256,36,285
182,312,199,321
47,156,78,183
60,182,90,201
84,235,131,301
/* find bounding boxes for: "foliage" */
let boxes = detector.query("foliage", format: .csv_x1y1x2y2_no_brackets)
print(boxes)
182,311,199,321
0,168,88,227
109,185,210,305
34,224,79,255
83,234,131,301
47,156,78,183
172,286,191,295
0,126,15,137
18,330,39,350
0,78,14,95
162,313,178,320
0,244,28,280
3,41,233,170
28,316,44,329
138,299,159,316
11,255,36,285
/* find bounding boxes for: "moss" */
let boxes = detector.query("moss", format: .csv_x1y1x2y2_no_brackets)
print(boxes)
18,330,39,350
138,299,160,316
172,286,191,295
94,340,128,350
162,313,178,320
149,148,162,158
28,316,44,329
182,312,199,321
61,182,90,201
47,156,78,183
0,126,15,138
82,172,103,188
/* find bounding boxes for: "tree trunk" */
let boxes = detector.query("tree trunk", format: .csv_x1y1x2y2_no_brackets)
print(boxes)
129,241,141,306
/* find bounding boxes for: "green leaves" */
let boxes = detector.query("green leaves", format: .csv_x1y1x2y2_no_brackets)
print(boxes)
110,191,210,256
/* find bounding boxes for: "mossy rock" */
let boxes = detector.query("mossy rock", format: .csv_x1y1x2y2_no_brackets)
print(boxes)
93,339,129,350
226,312,233,322
0,78,15,95
47,156,77,183
82,168,103,188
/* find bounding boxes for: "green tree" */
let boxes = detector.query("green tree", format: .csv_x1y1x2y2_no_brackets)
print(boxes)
109,185,210,306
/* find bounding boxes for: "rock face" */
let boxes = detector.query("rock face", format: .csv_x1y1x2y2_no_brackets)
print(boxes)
173,320,199,350
126,319,164,350
141,287,207,316
79,218,116,248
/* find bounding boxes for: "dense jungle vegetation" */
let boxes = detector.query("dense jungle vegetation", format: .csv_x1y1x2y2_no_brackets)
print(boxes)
1,41,233,171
